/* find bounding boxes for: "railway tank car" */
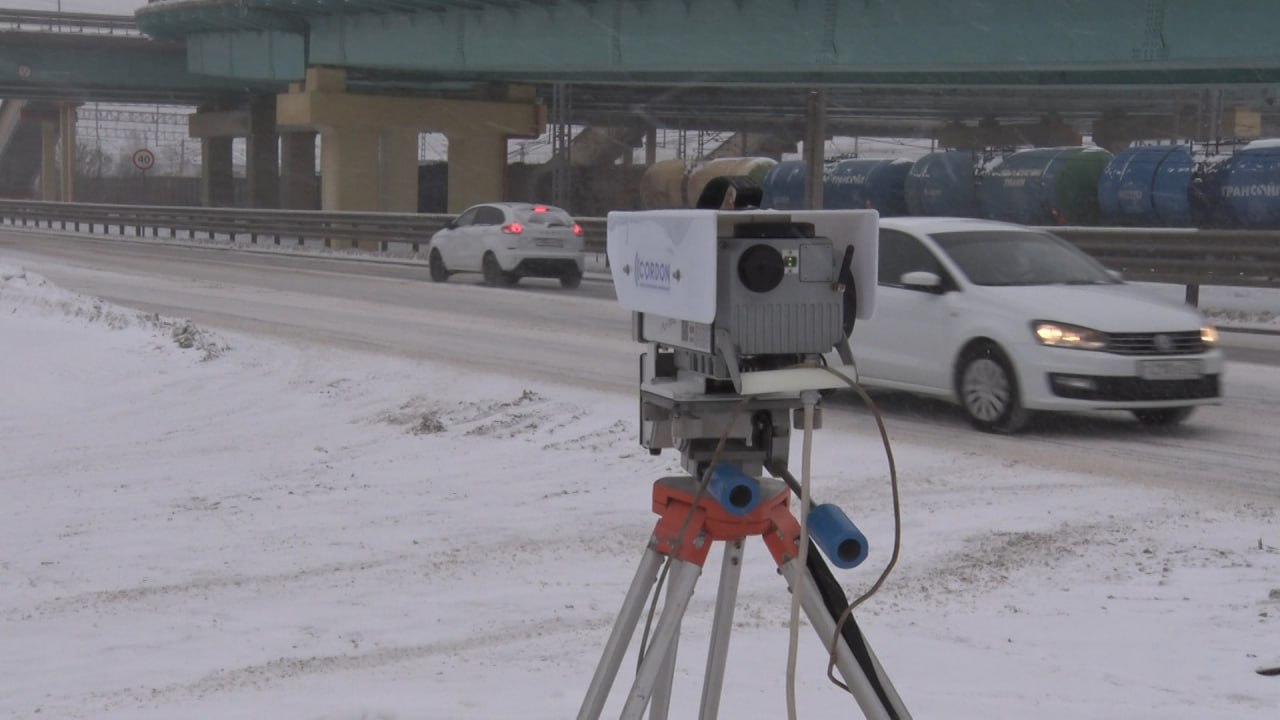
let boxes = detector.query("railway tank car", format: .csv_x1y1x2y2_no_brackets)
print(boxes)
978,147,1113,225
1096,145,1199,227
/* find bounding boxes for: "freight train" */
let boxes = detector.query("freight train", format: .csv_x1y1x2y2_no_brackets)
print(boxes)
638,141,1280,229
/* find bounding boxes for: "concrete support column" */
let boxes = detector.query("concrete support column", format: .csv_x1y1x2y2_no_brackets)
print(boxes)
58,102,76,202
277,67,542,214
803,89,827,210
40,121,57,201
445,130,507,213
247,95,279,208
318,127,418,214
280,130,318,210
201,136,234,207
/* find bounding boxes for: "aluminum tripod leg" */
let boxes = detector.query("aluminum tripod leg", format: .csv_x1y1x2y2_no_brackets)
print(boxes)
648,579,683,720
778,559,913,720
698,538,745,720
578,546,665,720
618,559,702,720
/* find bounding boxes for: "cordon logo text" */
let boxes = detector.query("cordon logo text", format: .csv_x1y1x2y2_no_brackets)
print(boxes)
635,253,672,291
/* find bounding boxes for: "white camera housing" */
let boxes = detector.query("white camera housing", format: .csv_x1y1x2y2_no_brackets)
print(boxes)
607,209,877,325
608,209,877,396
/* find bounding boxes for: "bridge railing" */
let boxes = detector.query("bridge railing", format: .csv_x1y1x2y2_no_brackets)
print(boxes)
0,199,1277,300
0,10,140,35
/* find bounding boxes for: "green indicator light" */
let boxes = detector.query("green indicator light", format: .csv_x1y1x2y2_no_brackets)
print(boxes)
786,256,798,267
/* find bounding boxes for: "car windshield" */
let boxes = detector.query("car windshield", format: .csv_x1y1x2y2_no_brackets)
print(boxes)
929,230,1120,287
513,206,574,227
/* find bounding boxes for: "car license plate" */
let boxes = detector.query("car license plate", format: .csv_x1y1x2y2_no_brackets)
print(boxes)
535,238,563,248
1138,359,1203,381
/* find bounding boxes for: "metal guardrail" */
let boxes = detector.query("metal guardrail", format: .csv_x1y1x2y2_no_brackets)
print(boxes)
0,10,140,35
0,200,1278,298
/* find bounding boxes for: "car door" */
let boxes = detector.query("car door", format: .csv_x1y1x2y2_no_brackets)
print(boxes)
852,228,961,393
467,205,508,270
438,207,479,268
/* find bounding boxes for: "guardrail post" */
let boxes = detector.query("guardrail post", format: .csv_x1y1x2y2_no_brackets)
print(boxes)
1185,284,1200,307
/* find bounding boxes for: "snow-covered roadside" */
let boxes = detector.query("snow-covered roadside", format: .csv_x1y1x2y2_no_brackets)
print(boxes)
1,265,1277,719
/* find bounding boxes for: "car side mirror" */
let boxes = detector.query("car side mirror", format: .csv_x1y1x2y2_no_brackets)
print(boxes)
900,270,944,293
444,221,457,230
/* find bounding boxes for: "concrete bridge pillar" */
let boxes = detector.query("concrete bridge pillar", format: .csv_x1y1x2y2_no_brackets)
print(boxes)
200,136,234,207
444,130,506,213
277,67,543,215
58,102,76,202
40,121,56,201
280,130,318,210
318,126,418,214
189,95,281,208
247,95,279,209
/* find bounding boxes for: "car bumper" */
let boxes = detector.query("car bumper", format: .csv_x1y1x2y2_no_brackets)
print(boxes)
500,250,585,276
1014,342,1225,411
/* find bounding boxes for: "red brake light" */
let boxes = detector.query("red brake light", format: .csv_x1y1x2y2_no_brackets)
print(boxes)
502,222,523,234
532,205,548,213
572,223,583,236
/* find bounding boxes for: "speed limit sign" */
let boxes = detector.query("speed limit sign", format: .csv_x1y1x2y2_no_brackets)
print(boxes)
16,64,31,79
132,148,156,172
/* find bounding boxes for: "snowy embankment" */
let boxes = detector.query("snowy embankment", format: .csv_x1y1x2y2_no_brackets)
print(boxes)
1,264,1277,719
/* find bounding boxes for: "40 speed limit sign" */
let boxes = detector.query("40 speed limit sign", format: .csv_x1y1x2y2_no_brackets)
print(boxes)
132,148,156,172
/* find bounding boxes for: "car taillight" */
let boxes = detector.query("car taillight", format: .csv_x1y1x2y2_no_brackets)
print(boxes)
502,222,523,234
533,205,548,213
572,223,583,236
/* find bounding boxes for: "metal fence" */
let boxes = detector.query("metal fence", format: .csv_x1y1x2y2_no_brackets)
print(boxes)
0,199,1277,301
0,10,140,35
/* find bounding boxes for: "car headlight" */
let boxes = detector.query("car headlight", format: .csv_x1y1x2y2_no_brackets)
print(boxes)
1201,325,1219,345
1033,321,1107,350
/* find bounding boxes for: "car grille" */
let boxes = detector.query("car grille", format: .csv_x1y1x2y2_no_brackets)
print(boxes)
1049,373,1220,401
1106,331,1205,356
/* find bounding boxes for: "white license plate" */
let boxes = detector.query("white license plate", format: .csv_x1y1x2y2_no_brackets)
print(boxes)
534,238,563,248
1138,359,1203,381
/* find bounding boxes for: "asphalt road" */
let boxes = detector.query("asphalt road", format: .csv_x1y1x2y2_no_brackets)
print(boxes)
3,228,1279,501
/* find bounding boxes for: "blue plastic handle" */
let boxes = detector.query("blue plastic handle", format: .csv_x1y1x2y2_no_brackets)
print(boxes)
808,503,868,569
707,463,761,516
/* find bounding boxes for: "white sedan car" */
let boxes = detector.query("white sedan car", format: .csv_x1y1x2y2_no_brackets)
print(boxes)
847,217,1223,432
427,203,586,288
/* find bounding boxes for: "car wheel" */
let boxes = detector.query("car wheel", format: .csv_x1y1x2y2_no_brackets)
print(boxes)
1132,407,1195,426
428,249,450,282
482,253,515,287
560,270,583,289
957,343,1031,434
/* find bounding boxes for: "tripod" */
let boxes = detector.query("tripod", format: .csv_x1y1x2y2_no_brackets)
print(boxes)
577,472,911,720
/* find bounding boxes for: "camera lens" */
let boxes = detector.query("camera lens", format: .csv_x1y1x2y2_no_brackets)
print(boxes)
738,244,785,293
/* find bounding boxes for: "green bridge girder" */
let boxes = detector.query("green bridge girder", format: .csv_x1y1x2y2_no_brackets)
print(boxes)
0,31,281,103
135,0,1280,86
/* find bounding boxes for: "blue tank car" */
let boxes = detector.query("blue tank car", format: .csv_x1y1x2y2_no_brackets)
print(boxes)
759,160,808,210
823,158,912,216
904,151,980,217
1217,141,1280,228
1097,145,1197,227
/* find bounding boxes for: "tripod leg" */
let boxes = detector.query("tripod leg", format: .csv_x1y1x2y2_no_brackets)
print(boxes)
648,580,683,720
778,559,912,720
619,558,702,720
578,546,666,720
698,538,745,720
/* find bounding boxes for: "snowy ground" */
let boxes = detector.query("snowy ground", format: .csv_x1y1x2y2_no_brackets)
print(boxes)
1,263,1278,720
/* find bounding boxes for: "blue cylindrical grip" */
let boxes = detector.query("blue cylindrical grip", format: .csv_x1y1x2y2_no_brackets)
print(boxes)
808,503,868,569
708,463,761,516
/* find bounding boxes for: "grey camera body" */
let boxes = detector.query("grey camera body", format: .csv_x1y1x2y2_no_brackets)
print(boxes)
715,230,844,357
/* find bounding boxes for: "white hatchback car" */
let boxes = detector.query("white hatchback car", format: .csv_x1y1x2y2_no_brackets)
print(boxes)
427,203,587,288
847,217,1223,432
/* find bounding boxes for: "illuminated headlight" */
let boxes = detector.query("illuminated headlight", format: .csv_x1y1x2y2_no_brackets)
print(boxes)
1201,325,1219,345
1033,321,1107,350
